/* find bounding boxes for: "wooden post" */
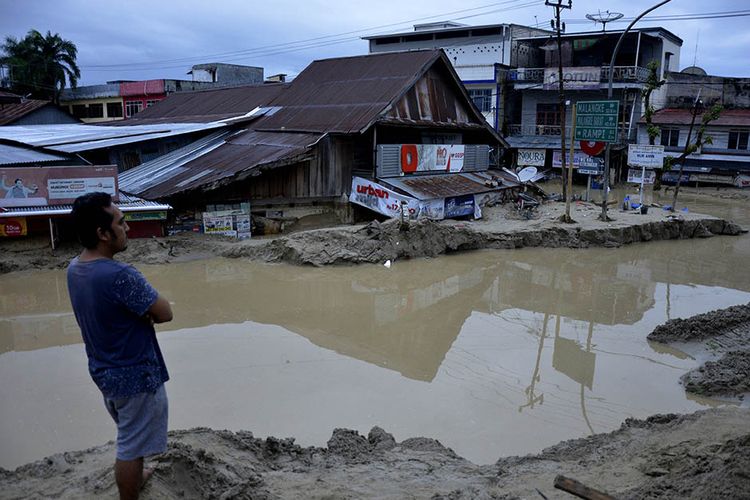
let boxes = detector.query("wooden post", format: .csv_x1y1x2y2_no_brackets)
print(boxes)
564,104,576,219
554,475,616,500
49,217,56,250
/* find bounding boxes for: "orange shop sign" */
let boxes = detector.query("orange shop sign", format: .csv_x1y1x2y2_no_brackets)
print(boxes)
0,217,27,237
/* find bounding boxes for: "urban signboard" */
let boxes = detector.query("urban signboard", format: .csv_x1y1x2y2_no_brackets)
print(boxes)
517,149,546,167
0,217,27,237
544,67,601,90
0,166,118,208
574,100,619,143
627,168,656,185
628,144,665,169
552,151,604,170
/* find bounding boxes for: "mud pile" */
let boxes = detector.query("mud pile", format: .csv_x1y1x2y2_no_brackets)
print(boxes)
0,203,744,273
648,303,750,398
2,408,748,499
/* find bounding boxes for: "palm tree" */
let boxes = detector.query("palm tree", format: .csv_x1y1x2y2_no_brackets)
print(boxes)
1,29,80,103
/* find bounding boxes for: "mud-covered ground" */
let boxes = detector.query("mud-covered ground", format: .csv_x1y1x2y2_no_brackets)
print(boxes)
0,200,744,273
1,408,748,500
648,302,750,399
2,304,750,499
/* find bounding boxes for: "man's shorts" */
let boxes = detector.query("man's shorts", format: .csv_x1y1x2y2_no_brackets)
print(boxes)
103,384,168,461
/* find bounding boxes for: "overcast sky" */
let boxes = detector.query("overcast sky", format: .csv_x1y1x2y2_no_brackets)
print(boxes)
2,0,748,86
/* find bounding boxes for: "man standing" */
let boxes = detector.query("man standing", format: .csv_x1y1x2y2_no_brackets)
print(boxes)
67,192,173,500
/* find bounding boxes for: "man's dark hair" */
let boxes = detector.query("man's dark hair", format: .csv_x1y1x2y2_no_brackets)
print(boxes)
71,192,114,249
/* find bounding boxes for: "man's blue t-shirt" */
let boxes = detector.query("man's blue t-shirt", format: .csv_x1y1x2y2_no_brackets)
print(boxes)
67,257,169,399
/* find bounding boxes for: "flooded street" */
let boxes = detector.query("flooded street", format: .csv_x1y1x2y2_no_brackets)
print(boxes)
1,190,749,470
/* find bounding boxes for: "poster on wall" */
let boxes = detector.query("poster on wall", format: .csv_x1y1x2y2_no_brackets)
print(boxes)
0,166,118,208
400,145,466,174
0,217,27,237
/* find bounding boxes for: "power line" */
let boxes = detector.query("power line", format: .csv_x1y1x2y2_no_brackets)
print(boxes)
530,9,750,28
82,0,542,71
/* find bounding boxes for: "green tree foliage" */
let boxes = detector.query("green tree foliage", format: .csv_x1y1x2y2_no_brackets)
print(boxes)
641,60,666,189
1,29,80,103
669,103,723,211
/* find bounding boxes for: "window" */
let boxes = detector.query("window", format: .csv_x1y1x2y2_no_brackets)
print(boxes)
146,100,158,108
88,103,103,118
107,102,123,118
660,128,680,147
536,103,560,126
468,89,493,113
125,100,143,117
71,104,87,118
728,130,749,150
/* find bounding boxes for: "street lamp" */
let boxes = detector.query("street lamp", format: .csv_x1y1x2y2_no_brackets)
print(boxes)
600,0,672,221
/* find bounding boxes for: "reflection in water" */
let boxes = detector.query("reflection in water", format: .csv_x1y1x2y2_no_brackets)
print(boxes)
1,190,749,468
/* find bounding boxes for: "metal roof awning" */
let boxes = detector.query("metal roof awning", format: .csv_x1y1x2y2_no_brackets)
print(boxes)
0,193,171,218
380,171,511,200
0,143,72,165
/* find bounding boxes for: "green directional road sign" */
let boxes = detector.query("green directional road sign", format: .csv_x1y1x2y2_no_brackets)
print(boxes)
574,100,619,143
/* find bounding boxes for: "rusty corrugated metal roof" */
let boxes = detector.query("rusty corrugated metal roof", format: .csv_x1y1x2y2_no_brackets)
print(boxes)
117,50,506,199
382,171,510,199
253,50,443,134
0,99,51,125
128,130,321,199
112,83,287,125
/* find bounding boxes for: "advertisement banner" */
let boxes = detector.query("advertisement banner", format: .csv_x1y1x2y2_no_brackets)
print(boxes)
350,177,421,219
552,151,604,170
0,166,118,208
517,149,546,167
124,211,168,221
0,217,27,237
419,199,445,220
627,168,656,184
544,67,601,90
628,144,665,169
203,215,235,236
444,195,475,218
400,145,466,173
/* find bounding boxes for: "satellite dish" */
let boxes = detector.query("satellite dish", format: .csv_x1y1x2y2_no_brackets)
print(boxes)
585,10,624,32
518,167,538,183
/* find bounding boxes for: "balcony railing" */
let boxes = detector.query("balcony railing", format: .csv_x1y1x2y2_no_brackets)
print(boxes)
508,66,650,85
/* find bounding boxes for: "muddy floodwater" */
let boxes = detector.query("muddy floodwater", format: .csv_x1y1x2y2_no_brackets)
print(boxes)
1,190,749,470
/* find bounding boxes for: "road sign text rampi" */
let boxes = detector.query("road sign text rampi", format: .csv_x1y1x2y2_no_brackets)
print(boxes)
574,100,619,144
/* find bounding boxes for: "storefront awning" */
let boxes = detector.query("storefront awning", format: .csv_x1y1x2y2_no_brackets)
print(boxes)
379,171,515,200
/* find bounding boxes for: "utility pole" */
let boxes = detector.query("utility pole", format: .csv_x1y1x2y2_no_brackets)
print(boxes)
546,0,572,209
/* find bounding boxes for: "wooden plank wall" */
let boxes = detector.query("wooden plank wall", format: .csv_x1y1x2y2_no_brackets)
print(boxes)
241,135,361,201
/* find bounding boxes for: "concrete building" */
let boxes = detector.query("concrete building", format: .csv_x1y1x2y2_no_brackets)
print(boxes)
60,63,264,123
364,22,550,131
506,27,682,177
0,90,79,125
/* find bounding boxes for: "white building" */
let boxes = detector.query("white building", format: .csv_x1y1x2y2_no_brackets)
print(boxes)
365,21,550,131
